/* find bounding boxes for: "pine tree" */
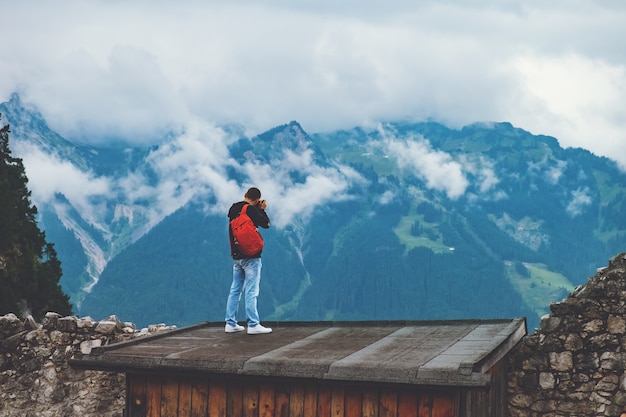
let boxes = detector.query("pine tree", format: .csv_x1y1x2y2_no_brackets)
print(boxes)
0,114,72,319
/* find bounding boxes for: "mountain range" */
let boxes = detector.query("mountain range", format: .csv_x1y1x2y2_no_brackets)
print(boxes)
2,93,625,331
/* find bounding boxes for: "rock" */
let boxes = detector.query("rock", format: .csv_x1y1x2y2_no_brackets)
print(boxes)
23,315,40,331
539,372,555,389
104,315,123,329
0,313,23,338
56,316,78,333
549,351,573,372
42,312,62,330
76,316,96,329
564,333,583,351
510,393,534,408
540,316,560,332
609,315,626,334
583,319,604,333
95,320,118,335
80,339,102,355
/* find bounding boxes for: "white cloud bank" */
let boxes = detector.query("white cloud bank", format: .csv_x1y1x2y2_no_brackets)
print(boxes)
16,118,359,238
1,0,625,168
384,135,469,200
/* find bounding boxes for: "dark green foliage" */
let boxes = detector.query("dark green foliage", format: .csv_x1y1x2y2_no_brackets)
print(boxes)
0,116,72,319
515,262,530,278
416,202,443,223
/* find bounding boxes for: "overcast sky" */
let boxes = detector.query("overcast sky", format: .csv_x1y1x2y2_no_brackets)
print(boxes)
1,0,625,169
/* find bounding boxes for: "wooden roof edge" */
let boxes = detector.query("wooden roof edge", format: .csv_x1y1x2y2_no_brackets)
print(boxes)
68,354,495,389
214,317,522,328
471,317,527,374
72,321,213,359
413,368,492,388
68,353,160,373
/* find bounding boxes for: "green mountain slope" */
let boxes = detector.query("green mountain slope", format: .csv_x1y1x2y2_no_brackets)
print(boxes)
79,121,626,330
3,94,625,331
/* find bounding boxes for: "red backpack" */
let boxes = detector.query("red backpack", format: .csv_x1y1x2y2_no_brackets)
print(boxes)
230,204,264,256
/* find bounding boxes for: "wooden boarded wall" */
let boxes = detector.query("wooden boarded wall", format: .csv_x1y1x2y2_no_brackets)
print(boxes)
126,374,462,417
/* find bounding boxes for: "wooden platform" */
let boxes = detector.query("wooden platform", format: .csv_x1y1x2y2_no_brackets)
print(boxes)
71,318,525,388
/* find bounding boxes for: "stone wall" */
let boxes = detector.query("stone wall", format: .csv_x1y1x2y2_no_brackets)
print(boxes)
508,252,626,417
0,312,174,417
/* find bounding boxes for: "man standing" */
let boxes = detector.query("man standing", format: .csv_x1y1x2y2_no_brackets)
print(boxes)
225,187,273,334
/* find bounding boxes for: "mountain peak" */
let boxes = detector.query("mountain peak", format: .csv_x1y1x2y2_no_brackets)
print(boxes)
0,93,50,134
246,120,327,165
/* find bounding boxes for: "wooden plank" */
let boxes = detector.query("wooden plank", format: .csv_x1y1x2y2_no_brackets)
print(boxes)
399,389,418,417
259,383,275,417
179,379,193,417
227,381,244,417
303,384,317,417
289,384,305,417
244,384,259,417
146,376,162,417
345,386,361,417
465,389,487,417
331,386,344,417
415,391,459,417
275,383,290,417
379,389,397,417
161,375,179,417
361,388,378,417
432,393,456,417
127,374,147,417
191,378,209,417
317,386,331,417
489,360,506,416
208,380,227,417
418,393,432,417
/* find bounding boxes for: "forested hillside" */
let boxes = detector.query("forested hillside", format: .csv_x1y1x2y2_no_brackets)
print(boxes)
81,122,626,330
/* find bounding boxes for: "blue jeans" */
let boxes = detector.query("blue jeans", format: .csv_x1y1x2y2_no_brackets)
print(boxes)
225,258,262,327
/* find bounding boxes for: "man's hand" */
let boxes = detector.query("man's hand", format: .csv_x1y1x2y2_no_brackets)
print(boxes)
259,200,267,210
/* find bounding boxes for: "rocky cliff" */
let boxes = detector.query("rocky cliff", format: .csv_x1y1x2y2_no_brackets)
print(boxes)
0,313,174,417
509,252,626,416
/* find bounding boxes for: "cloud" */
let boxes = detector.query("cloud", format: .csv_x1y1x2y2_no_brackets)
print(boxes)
14,114,361,244
141,120,241,224
566,187,592,217
509,51,626,169
1,0,625,168
379,190,396,205
383,133,469,199
13,142,112,226
545,160,567,186
240,148,360,228
381,129,508,201
458,154,500,194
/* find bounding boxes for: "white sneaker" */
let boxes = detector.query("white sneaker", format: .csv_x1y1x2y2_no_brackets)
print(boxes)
225,323,245,333
247,324,272,335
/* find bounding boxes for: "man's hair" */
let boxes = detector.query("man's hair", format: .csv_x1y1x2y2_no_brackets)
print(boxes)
245,187,262,200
